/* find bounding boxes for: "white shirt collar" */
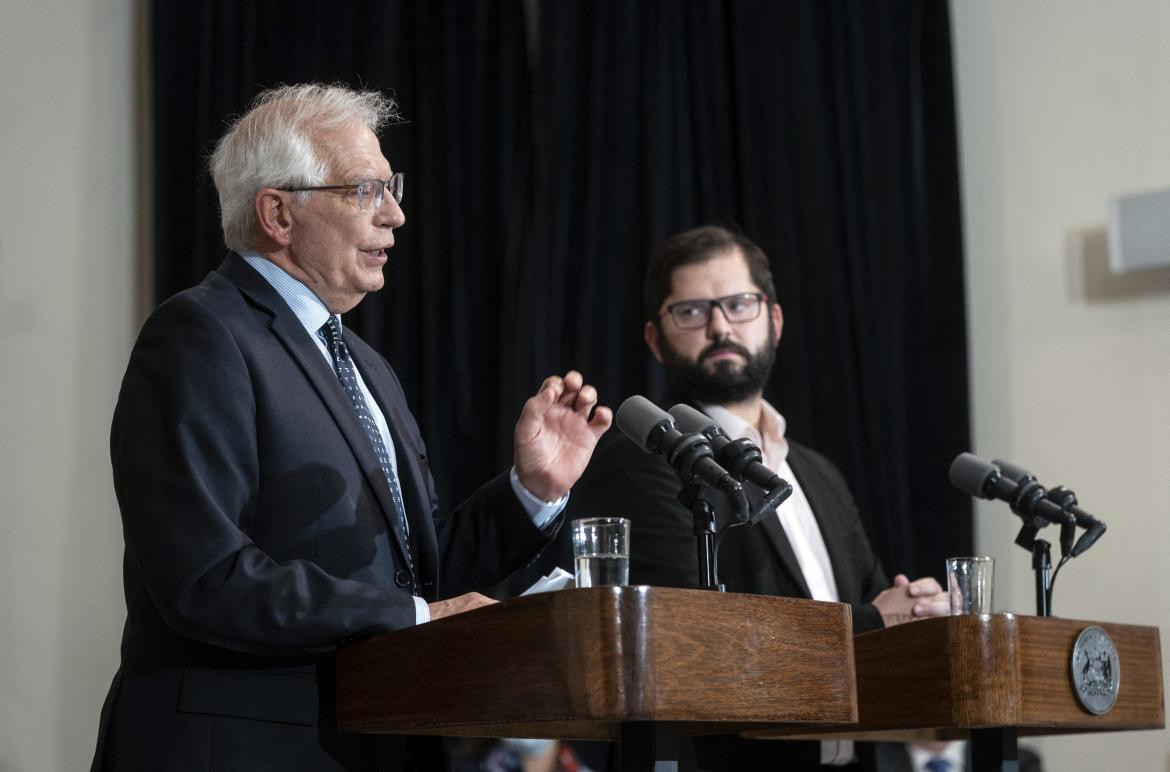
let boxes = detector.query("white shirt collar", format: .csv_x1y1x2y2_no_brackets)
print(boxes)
241,252,336,337
700,400,790,463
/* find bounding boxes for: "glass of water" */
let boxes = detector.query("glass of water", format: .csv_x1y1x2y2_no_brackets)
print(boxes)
946,556,994,615
572,517,630,587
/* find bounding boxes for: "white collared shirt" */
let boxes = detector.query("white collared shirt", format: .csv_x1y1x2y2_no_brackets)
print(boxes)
701,402,840,602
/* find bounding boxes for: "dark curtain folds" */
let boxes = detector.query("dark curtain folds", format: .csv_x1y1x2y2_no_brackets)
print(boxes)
151,0,970,582
517,0,972,577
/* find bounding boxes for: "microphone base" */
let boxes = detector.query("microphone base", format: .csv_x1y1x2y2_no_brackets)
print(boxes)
678,482,726,592
1031,538,1053,617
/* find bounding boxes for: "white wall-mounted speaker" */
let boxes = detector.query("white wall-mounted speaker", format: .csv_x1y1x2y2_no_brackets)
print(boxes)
1107,188,1170,273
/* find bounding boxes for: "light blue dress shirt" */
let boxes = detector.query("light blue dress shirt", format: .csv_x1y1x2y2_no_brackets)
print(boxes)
242,254,565,622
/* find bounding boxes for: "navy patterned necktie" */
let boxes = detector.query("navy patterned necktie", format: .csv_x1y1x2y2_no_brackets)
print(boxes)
924,758,952,772
320,316,416,592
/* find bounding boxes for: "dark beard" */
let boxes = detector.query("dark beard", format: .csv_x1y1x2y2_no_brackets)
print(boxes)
658,329,776,406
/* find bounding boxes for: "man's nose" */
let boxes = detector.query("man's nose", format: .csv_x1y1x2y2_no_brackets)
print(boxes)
375,193,406,228
706,303,732,337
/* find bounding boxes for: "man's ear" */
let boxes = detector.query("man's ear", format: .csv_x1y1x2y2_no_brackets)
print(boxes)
644,320,665,363
771,301,784,347
254,189,294,247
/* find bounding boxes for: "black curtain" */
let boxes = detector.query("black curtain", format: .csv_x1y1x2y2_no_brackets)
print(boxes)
511,0,971,578
152,1,532,506
151,0,970,581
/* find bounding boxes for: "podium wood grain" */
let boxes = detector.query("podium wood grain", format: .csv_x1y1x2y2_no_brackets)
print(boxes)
763,613,1164,741
336,586,857,739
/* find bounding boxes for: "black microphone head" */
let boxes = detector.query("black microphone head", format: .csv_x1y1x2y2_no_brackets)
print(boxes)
615,395,673,453
949,453,999,499
992,458,1034,483
668,404,724,438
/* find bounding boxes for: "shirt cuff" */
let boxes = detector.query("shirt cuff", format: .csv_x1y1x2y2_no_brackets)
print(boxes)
509,466,568,531
413,595,431,624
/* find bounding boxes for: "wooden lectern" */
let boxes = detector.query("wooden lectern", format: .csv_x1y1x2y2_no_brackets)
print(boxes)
766,613,1165,771
337,586,858,770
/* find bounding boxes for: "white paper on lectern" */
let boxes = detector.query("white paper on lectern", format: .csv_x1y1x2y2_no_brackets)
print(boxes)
520,567,575,595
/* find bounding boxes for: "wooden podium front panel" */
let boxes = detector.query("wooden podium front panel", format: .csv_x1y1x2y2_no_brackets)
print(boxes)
1014,616,1164,730
630,588,856,724
848,614,1164,734
336,587,856,738
850,613,1021,730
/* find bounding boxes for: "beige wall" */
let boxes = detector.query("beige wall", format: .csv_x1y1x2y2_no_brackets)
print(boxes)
1,1,1168,769
952,0,1170,768
0,0,135,769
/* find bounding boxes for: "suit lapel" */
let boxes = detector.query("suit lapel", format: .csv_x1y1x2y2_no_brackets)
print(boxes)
218,256,411,568
756,500,814,599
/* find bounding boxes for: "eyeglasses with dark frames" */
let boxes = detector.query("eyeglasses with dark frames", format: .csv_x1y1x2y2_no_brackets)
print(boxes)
661,292,767,330
280,172,404,212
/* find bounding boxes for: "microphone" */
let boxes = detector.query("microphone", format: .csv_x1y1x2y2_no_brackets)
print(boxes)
616,396,738,491
1045,486,1106,556
993,460,1107,557
667,404,784,490
667,404,794,524
948,453,1074,527
992,458,1077,557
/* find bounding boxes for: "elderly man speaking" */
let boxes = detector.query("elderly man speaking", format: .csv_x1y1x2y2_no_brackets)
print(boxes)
91,84,612,771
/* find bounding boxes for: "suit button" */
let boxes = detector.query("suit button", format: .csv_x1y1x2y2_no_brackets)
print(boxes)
394,570,412,588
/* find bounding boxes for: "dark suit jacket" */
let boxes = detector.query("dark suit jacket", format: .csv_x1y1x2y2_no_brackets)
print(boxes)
93,255,552,771
560,426,891,771
567,427,888,629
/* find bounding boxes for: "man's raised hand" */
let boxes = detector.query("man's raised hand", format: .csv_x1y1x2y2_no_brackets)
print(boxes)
513,371,612,502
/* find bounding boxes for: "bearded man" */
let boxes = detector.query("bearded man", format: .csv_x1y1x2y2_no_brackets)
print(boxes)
564,225,949,771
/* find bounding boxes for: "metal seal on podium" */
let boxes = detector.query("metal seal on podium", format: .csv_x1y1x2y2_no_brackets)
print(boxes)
1071,625,1120,715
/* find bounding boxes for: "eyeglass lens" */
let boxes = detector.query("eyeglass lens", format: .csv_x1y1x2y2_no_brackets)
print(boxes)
356,174,405,210
670,293,762,329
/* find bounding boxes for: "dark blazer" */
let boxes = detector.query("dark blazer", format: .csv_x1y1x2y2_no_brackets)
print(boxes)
567,427,888,630
559,426,891,771
93,255,551,771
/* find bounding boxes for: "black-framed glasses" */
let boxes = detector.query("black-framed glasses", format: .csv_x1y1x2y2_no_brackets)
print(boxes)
280,172,404,211
661,292,767,330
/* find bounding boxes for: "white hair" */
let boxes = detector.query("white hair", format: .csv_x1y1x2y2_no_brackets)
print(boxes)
209,83,398,253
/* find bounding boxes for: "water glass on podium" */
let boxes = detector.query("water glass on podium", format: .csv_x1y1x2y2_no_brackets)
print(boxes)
946,556,994,615
572,517,630,587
